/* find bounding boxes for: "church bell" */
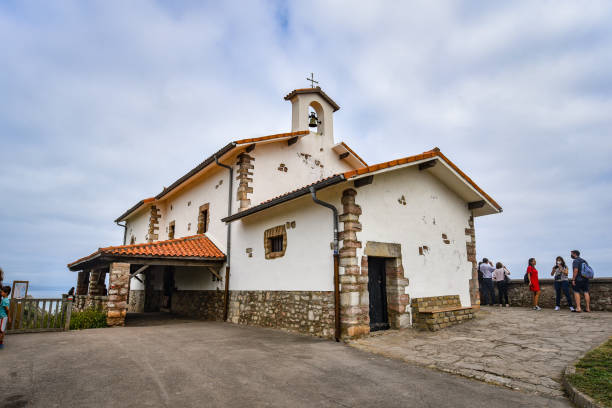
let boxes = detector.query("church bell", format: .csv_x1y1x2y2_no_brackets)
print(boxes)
308,112,319,128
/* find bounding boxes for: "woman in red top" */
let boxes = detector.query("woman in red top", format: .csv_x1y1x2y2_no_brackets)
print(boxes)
527,258,541,310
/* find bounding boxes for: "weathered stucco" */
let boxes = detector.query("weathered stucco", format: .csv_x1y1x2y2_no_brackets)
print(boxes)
104,88,492,338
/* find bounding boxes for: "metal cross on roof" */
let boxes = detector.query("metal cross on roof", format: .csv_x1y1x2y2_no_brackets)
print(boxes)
306,72,319,88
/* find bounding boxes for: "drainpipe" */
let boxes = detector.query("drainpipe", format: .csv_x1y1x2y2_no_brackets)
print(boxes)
309,186,341,342
215,154,233,322
115,221,127,245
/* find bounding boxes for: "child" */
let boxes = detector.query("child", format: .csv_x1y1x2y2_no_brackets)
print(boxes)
0,285,11,349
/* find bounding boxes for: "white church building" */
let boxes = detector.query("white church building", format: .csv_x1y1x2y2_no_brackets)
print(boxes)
68,86,501,340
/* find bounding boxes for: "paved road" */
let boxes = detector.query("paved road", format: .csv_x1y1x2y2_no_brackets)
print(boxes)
1,315,571,408
351,307,612,397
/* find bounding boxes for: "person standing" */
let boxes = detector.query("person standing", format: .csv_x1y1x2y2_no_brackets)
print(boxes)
527,258,541,310
492,262,511,307
0,286,11,349
479,258,496,306
570,250,591,313
477,261,484,303
551,256,574,311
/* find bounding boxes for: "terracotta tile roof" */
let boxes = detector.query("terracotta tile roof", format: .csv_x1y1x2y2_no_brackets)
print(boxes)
343,148,502,211
68,235,225,268
117,131,316,222
234,130,309,145
343,150,438,178
284,87,340,112
114,197,157,223
222,147,502,222
340,142,367,166
221,174,345,223
259,174,343,206
434,150,502,211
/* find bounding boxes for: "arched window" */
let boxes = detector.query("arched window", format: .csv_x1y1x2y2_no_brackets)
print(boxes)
308,101,325,134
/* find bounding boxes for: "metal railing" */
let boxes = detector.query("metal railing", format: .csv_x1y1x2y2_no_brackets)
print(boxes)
7,298,72,333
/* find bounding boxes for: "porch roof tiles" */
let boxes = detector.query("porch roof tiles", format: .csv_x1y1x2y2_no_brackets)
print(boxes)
68,235,225,270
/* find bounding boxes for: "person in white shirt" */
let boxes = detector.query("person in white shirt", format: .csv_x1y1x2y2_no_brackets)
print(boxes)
478,258,496,306
492,262,511,307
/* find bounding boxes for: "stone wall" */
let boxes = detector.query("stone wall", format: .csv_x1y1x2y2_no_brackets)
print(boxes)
107,262,130,326
236,152,254,211
128,290,145,313
506,278,612,311
171,290,335,338
76,271,89,295
411,295,474,331
170,290,225,321
72,295,108,313
88,269,107,296
465,215,480,307
339,188,370,339
147,205,160,242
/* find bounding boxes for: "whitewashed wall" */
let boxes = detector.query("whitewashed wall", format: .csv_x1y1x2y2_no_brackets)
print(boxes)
228,165,473,306
248,133,354,207
230,195,337,291
174,266,222,291
353,166,473,306
158,165,230,248
125,208,150,245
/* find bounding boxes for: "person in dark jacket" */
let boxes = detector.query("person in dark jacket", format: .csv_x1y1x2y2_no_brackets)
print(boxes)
570,250,591,313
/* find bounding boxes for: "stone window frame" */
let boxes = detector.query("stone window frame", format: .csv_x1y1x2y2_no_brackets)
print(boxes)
168,220,176,240
264,225,287,259
197,203,210,234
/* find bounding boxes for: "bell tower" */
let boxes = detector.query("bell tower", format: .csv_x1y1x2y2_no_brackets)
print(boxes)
284,86,340,144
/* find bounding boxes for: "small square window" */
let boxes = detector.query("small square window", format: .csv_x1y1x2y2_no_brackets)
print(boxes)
269,236,283,252
168,221,175,239
264,225,287,259
198,203,210,234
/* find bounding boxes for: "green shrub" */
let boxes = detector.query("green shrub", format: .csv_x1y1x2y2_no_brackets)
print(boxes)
70,308,107,330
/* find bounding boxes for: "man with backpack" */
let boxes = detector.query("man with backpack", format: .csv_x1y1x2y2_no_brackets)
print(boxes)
570,250,593,313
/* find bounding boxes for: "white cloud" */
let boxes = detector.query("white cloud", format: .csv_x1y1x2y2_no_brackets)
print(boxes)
1,0,611,296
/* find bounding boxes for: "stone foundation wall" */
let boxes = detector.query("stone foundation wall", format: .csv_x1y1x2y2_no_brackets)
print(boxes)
171,290,335,338
72,295,108,313
507,278,612,311
128,290,145,313
171,290,225,321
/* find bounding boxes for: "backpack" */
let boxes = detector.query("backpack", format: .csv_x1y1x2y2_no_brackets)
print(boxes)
581,260,594,279
523,272,529,284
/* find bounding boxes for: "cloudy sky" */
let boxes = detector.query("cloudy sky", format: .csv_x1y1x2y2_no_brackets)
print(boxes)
1,1,611,296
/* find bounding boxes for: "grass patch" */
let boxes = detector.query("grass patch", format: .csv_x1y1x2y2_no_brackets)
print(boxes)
567,338,612,407
70,308,107,330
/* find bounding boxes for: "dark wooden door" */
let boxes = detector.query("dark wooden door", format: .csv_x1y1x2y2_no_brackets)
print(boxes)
368,257,389,331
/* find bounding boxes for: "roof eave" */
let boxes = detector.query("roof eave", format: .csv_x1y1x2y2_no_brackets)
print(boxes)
155,141,237,201
222,174,346,223
284,87,341,112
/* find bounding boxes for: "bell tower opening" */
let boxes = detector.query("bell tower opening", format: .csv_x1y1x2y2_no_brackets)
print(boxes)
308,104,321,134
284,85,340,145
